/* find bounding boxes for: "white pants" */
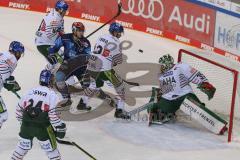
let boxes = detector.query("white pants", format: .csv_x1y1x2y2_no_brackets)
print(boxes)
0,96,8,128
11,137,62,160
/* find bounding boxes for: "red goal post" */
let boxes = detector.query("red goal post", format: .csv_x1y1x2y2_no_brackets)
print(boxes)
178,49,239,142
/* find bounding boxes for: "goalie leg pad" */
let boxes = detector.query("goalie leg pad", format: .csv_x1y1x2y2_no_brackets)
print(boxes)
180,97,228,134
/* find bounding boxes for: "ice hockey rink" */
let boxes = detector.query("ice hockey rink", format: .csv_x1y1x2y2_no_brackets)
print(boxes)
0,7,240,160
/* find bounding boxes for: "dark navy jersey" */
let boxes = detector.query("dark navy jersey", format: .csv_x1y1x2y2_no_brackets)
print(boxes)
49,33,91,60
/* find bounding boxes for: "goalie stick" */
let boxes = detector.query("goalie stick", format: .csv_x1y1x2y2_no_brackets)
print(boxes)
86,3,122,38
127,102,154,117
56,138,97,160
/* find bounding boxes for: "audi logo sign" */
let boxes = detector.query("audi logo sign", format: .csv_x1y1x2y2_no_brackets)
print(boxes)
117,0,164,21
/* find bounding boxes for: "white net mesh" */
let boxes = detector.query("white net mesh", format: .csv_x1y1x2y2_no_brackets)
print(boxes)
179,49,240,142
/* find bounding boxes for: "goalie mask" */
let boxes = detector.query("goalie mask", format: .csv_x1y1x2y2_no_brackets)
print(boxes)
158,54,174,73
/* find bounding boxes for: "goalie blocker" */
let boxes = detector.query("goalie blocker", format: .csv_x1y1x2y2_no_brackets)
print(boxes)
180,96,228,135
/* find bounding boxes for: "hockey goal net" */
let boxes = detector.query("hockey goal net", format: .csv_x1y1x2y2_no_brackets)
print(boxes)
178,49,240,142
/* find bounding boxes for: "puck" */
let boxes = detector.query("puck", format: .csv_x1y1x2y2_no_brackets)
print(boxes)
138,49,143,53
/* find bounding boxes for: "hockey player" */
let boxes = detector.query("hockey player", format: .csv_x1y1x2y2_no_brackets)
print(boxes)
48,22,91,110
147,54,216,125
11,69,66,160
0,41,24,128
35,0,68,63
85,22,129,119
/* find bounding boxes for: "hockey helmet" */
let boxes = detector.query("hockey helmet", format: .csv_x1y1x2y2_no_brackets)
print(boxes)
158,54,174,73
72,22,85,32
39,69,54,87
9,41,25,60
55,0,69,11
109,22,124,34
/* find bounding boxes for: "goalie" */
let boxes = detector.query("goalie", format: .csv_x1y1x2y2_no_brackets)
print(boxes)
147,54,223,132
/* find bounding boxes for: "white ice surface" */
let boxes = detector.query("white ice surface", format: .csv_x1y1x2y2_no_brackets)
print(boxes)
0,7,240,160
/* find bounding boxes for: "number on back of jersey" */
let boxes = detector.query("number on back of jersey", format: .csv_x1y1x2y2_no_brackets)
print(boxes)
38,19,46,32
24,99,49,118
93,44,110,57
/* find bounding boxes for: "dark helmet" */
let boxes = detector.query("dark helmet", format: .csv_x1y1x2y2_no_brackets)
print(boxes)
39,69,53,87
55,0,69,11
9,41,25,60
109,22,124,34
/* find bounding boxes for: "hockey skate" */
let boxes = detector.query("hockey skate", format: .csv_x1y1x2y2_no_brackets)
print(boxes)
114,109,130,120
59,98,72,108
76,98,92,111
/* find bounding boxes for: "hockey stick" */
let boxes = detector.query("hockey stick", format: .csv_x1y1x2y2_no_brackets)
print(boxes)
56,138,97,160
123,79,139,86
12,91,21,99
86,3,122,38
67,77,139,87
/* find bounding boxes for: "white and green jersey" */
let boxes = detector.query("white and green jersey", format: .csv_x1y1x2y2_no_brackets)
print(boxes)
16,86,63,128
0,51,17,91
35,9,64,46
88,34,123,71
159,62,208,100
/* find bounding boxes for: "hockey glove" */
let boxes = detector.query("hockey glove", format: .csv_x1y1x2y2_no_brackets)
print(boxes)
4,76,21,92
197,82,216,100
47,54,58,65
55,123,66,139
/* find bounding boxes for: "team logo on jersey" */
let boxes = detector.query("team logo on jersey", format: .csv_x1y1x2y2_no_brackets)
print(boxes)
162,71,173,77
33,90,47,97
161,76,176,85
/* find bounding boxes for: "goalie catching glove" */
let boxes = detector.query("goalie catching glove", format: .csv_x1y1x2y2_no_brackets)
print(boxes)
3,76,21,92
197,82,216,100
